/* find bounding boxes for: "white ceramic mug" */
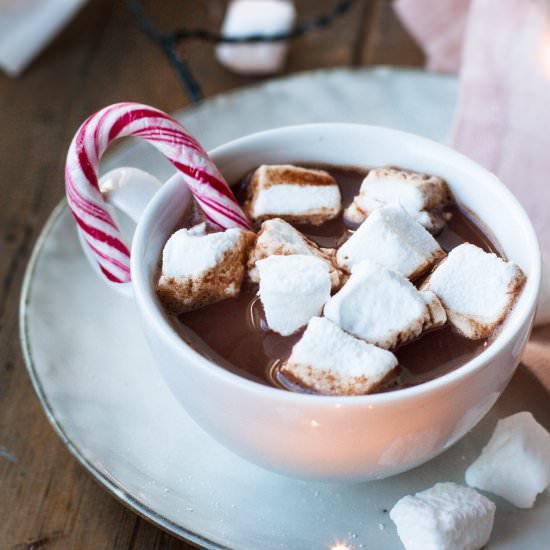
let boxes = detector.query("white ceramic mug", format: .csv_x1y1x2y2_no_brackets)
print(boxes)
86,124,541,482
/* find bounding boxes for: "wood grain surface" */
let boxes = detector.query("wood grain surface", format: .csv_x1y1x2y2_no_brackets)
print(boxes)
0,1,422,548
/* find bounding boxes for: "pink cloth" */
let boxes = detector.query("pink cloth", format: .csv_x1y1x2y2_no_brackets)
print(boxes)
394,0,550,326
454,0,550,258
394,0,471,72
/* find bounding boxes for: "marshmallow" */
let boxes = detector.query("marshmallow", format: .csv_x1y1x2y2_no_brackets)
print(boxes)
337,204,445,279
423,243,526,339
216,0,296,75
157,223,255,313
390,482,495,550
344,167,453,233
257,255,331,336
281,317,398,395
244,165,342,225
325,261,445,349
465,412,550,508
248,218,344,289
422,290,448,328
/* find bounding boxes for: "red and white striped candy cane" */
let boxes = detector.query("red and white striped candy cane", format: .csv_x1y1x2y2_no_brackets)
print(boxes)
65,102,250,284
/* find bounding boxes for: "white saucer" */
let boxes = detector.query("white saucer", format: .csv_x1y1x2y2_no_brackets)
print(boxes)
21,68,550,549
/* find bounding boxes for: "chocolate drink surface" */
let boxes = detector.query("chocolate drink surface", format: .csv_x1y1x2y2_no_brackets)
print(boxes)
171,166,499,393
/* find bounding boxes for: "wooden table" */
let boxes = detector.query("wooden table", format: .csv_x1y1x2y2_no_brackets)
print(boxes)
0,1,422,548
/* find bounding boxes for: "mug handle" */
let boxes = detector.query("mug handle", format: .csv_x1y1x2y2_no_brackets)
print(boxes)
76,167,162,297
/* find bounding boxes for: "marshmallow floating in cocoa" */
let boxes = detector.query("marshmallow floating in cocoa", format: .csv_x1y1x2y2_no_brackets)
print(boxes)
390,482,495,550
465,412,550,508
325,260,446,349
423,243,526,339
248,217,343,290
257,255,331,336
344,166,453,233
216,0,296,75
157,223,255,314
337,204,446,279
244,164,342,225
281,316,398,395
422,290,448,328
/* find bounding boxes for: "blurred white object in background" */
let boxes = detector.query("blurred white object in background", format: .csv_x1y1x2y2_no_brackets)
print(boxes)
216,0,296,75
0,0,88,76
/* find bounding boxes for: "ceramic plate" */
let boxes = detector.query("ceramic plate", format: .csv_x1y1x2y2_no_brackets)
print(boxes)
20,68,550,549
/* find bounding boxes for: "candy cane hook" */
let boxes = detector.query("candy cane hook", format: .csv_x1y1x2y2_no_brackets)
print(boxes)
65,102,250,283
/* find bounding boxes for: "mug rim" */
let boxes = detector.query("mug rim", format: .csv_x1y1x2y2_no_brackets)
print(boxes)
131,123,542,406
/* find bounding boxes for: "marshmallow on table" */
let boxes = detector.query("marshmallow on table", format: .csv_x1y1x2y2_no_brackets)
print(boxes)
281,316,398,395
423,243,526,339
344,167,453,233
390,482,495,550
216,0,296,75
257,255,331,336
325,260,446,349
248,218,343,290
244,165,342,225
337,204,445,279
465,412,550,508
157,223,255,314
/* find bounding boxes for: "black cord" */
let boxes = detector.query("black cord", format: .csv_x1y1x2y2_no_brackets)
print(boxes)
127,0,358,103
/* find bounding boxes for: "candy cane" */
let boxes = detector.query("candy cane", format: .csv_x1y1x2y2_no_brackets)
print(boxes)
65,102,250,284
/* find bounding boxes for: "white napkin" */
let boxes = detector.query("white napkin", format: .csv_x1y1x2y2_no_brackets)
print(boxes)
0,0,88,76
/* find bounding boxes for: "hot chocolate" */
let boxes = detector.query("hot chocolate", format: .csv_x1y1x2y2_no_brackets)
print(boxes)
158,165,518,395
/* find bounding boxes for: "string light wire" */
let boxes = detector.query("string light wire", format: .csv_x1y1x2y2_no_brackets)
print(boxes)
127,0,358,103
